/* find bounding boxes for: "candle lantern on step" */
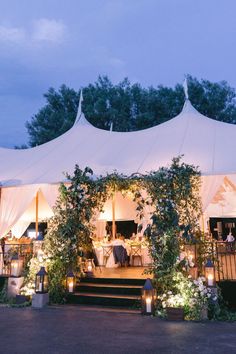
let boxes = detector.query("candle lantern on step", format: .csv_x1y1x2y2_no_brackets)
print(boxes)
204,259,215,287
10,254,23,277
66,270,75,293
85,259,94,277
141,278,156,315
35,266,48,293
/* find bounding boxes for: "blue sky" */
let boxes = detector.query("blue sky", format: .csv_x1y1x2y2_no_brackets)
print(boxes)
1,0,236,147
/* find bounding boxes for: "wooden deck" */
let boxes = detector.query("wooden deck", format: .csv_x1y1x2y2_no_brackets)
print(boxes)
93,266,152,279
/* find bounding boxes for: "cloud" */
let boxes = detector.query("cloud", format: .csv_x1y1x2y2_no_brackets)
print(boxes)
0,19,67,47
0,25,25,43
32,18,66,43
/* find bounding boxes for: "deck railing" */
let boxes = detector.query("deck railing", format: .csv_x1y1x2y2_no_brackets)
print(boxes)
184,240,236,281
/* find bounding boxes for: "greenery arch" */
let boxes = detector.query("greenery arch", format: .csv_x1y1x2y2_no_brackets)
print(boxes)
23,156,214,319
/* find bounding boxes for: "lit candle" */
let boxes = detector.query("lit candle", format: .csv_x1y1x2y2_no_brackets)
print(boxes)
39,282,43,292
207,274,214,286
11,263,18,276
146,297,152,313
188,253,193,262
68,281,74,293
88,265,92,272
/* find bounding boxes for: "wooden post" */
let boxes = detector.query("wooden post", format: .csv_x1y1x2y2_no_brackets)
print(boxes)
112,193,116,240
35,191,39,238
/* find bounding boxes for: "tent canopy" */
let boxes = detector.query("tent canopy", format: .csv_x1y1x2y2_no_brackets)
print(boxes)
1,98,236,237
1,99,236,187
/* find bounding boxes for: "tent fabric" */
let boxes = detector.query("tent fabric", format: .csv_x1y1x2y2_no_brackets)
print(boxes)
1,99,236,236
0,185,57,238
11,188,55,238
0,185,39,237
1,100,236,188
201,175,225,212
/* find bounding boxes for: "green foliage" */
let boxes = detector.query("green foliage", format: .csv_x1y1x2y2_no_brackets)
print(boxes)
20,252,50,296
43,165,108,303
0,279,8,303
26,76,236,146
144,156,202,281
47,258,67,304
26,85,79,146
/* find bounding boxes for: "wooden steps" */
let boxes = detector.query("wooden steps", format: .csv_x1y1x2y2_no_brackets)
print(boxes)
67,277,145,309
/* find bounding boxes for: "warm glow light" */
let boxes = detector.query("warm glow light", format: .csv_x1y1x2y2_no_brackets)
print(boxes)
188,253,194,262
68,281,74,293
146,297,152,313
87,265,92,272
207,274,214,286
39,282,43,292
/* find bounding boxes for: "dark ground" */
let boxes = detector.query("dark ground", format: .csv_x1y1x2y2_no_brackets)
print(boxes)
0,306,236,354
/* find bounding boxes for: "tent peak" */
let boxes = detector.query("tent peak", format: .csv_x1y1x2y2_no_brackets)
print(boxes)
181,99,199,115
74,90,83,126
73,90,92,127
183,77,189,100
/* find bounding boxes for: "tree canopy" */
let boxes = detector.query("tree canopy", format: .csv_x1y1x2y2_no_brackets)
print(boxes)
25,75,236,147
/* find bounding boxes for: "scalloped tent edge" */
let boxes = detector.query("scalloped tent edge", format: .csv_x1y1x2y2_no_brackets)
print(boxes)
0,99,236,237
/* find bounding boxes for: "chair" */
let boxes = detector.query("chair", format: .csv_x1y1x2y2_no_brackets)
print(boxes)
102,246,113,266
92,247,102,273
113,245,128,266
130,245,143,266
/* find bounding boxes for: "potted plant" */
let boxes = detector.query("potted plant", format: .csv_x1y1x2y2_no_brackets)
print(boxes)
160,291,185,320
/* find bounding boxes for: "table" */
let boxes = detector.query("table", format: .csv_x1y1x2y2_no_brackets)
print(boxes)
93,241,152,268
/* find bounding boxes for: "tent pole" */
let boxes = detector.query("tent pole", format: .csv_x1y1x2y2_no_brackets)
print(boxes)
112,193,116,240
35,191,39,238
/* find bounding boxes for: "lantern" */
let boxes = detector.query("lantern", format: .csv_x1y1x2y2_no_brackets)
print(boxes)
35,266,48,293
10,254,23,277
184,244,196,266
66,270,75,293
204,259,215,287
33,234,44,256
85,259,94,277
141,278,156,315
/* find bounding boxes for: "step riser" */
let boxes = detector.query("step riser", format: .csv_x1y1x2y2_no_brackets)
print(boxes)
79,278,146,286
68,277,145,309
67,294,141,308
76,286,141,296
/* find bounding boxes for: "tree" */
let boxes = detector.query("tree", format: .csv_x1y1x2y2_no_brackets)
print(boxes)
25,75,236,147
26,85,79,147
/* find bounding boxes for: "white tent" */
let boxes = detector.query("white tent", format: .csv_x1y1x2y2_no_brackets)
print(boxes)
1,98,236,237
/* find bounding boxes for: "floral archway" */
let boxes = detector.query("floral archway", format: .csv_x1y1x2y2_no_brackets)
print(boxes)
21,156,221,319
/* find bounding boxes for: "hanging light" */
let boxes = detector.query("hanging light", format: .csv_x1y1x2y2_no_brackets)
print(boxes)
10,254,23,277
35,267,49,293
66,270,75,293
141,278,156,315
204,259,215,287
